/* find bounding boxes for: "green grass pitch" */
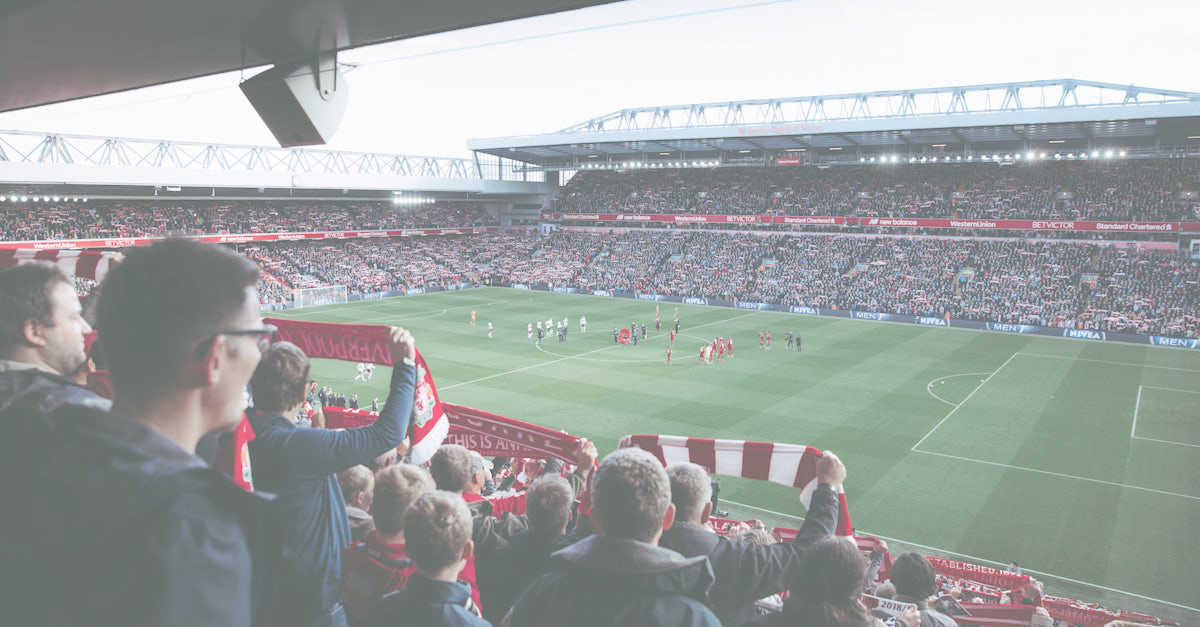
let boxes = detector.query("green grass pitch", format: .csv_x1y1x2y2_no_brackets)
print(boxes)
269,287,1200,617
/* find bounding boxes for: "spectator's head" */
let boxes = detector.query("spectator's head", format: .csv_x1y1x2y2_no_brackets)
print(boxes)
873,581,896,599
404,491,474,578
96,240,264,441
465,452,491,495
592,447,674,544
373,463,436,539
783,536,871,626
368,447,398,472
337,465,374,512
526,475,574,537
429,444,474,493
249,342,310,415
666,462,713,524
890,552,938,600
0,262,91,376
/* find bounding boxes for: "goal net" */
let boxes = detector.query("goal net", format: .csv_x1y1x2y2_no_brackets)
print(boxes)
292,285,349,309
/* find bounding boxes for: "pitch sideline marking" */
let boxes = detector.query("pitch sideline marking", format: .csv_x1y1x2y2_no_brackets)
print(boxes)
911,449,1200,502
720,498,1200,615
1130,385,1200,448
441,312,755,391
925,372,993,407
911,353,1019,451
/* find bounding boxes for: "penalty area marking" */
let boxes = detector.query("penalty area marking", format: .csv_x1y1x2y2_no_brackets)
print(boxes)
1130,384,1200,449
925,372,992,407
720,498,1200,615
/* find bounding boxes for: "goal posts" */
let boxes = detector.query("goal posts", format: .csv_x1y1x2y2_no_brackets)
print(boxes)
292,285,349,309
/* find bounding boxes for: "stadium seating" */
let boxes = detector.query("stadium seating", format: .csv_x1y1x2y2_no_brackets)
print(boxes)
242,230,1197,338
557,160,1200,221
0,200,496,240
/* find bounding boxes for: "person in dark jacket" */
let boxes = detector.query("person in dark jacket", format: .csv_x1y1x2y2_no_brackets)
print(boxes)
888,553,957,627
2,240,281,627
752,537,918,627
660,455,844,627
366,491,490,627
248,335,417,627
480,475,577,624
0,262,109,420
502,447,720,627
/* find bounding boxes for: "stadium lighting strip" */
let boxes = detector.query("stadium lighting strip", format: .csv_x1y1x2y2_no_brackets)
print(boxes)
862,149,1127,165
579,160,721,170
3,195,88,203
390,192,436,206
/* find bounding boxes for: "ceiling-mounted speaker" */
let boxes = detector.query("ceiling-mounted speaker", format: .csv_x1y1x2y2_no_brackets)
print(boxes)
240,59,348,147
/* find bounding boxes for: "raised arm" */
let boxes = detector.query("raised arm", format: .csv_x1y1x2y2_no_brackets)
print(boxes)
276,328,418,477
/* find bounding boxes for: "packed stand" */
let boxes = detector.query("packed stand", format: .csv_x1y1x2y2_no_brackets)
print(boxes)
557,160,1200,221
242,233,537,296
0,201,496,241
501,231,1200,338
0,241,1183,627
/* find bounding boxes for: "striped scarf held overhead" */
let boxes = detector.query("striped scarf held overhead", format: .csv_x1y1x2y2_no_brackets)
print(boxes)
619,434,853,536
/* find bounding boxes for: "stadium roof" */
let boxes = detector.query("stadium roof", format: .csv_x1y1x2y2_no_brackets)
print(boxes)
0,130,549,198
468,79,1200,169
0,0,619,114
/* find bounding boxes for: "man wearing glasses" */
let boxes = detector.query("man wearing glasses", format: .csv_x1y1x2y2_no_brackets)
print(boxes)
247,330,416,627
4,239,283,627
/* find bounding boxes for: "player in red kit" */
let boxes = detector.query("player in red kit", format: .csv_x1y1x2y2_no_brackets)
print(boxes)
759,331,765,349
669,329,676,344
728,337,734,356
717,339,726,362
666,345,672,365
766,331,772,350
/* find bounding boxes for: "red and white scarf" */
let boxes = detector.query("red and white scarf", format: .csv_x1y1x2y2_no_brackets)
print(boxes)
619,434,853,536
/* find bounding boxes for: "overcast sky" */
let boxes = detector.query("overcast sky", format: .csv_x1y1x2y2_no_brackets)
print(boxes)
1,0,1197,158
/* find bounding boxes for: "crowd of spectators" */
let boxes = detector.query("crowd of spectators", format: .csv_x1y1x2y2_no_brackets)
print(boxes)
0,200,496,241
242,233,536,297
557,160,1200,222
242,230,1197,338
1,239,1182,627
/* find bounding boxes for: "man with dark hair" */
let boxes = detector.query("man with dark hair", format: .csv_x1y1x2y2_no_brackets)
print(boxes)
367,491,489,627
342,463,438,623
888,553,957,627
247,335,417,627
3,239,279,627
503,447,720,627
0,262,108,419
482,475,577,624
660,458,843,627
338,465,376,543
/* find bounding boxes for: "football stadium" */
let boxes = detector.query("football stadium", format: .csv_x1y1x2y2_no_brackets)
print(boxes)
1,2,1198,627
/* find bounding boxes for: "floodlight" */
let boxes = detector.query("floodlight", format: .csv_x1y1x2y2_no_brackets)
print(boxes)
52,196,60,202
1091,150,1099,158
1119,150,1126,157
1104,150,1114,158
1026,151,1035,160
890,155,898,163
20,196,28,202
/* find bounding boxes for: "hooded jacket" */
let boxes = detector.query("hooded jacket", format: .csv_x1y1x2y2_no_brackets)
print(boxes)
659,482,840,627
0,359,110,421
1,403,279,627
502,534,720,627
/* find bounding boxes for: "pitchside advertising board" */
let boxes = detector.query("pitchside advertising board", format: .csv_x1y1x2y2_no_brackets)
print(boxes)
501,283,1200,350
541,212,1200,233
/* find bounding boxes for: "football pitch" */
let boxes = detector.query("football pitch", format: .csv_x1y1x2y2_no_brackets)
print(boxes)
270,287,1200,618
